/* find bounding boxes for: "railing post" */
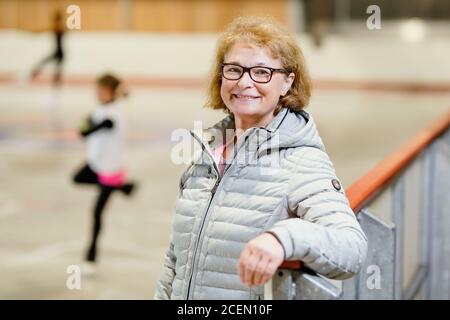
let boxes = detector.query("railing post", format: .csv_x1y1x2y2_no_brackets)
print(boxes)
341,209,395,299
420,145,434,299
427,130,450,299
392,176,405,300
294,270,341,300
267,269,342,300
265,269,295,300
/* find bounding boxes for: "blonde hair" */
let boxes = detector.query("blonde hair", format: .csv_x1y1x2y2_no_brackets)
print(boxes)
205,16,312,114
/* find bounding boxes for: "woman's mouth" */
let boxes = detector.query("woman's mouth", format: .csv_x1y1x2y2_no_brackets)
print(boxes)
232,94,261,102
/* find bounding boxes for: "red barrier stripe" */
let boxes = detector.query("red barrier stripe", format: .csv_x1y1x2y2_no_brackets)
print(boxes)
2,72,450,93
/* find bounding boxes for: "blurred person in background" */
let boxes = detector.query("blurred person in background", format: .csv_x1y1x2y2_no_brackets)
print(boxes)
155,16,367,300
30,9,66,87
72,73,136,271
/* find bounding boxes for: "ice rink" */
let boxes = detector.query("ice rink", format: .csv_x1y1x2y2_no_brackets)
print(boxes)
1,25,449,299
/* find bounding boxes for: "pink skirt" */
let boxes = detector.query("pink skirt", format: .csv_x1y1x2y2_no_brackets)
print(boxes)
97,171,126,187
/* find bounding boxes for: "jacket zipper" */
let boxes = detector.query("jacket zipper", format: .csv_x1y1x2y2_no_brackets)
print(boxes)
185,129,256,299
186,131,220,299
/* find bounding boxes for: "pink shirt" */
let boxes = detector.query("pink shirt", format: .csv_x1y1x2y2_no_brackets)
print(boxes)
211,136,236,176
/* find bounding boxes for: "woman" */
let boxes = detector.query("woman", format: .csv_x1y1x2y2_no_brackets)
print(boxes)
155,16,367,300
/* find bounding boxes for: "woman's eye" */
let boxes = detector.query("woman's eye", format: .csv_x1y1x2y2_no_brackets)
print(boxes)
254,69,270,75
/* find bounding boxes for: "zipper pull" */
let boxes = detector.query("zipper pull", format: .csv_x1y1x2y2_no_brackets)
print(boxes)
211,180,220,193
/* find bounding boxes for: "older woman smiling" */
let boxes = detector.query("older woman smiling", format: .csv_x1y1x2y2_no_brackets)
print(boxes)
155,16,367,300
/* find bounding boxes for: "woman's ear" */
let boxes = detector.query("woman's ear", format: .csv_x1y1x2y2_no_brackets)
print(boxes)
281,72,295,96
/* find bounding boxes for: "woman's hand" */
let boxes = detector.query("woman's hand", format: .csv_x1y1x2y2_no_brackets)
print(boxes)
238,232,285,287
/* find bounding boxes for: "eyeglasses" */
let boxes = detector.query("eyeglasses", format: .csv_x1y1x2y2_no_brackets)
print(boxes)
221,63,288,84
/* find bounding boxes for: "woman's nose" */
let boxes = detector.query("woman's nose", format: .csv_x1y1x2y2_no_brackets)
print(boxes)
237,71,254,88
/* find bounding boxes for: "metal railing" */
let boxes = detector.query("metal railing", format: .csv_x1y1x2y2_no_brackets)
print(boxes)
266,109,450,300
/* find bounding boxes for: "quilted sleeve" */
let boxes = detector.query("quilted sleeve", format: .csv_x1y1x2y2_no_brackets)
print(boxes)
267,148,368,280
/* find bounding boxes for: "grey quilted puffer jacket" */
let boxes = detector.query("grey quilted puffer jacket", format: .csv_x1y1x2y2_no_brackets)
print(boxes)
155,108,368,300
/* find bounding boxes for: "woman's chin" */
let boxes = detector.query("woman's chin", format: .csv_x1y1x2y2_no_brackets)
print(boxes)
229,104,262,117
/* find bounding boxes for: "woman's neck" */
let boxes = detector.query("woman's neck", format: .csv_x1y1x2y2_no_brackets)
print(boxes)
233,111,276,139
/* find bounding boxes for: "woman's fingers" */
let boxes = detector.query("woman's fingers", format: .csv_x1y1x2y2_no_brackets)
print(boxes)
259,261,278,285
238,233,285,287
238,247,251,284
250,256,270,286
240,253,276,287
243,252,259,285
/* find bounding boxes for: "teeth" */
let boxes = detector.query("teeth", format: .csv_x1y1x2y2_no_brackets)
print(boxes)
235,94,258,99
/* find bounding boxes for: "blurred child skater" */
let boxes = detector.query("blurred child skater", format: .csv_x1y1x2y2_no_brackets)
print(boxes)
28,9,66,131
30,9,65,87
73,73,136,266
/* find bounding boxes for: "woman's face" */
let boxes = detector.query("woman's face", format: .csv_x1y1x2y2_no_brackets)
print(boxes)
220,42,294,123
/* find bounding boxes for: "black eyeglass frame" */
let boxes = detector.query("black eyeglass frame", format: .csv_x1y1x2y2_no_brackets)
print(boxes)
221,63,289,83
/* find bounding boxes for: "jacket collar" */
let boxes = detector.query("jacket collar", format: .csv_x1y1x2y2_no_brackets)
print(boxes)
190,107,325,157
